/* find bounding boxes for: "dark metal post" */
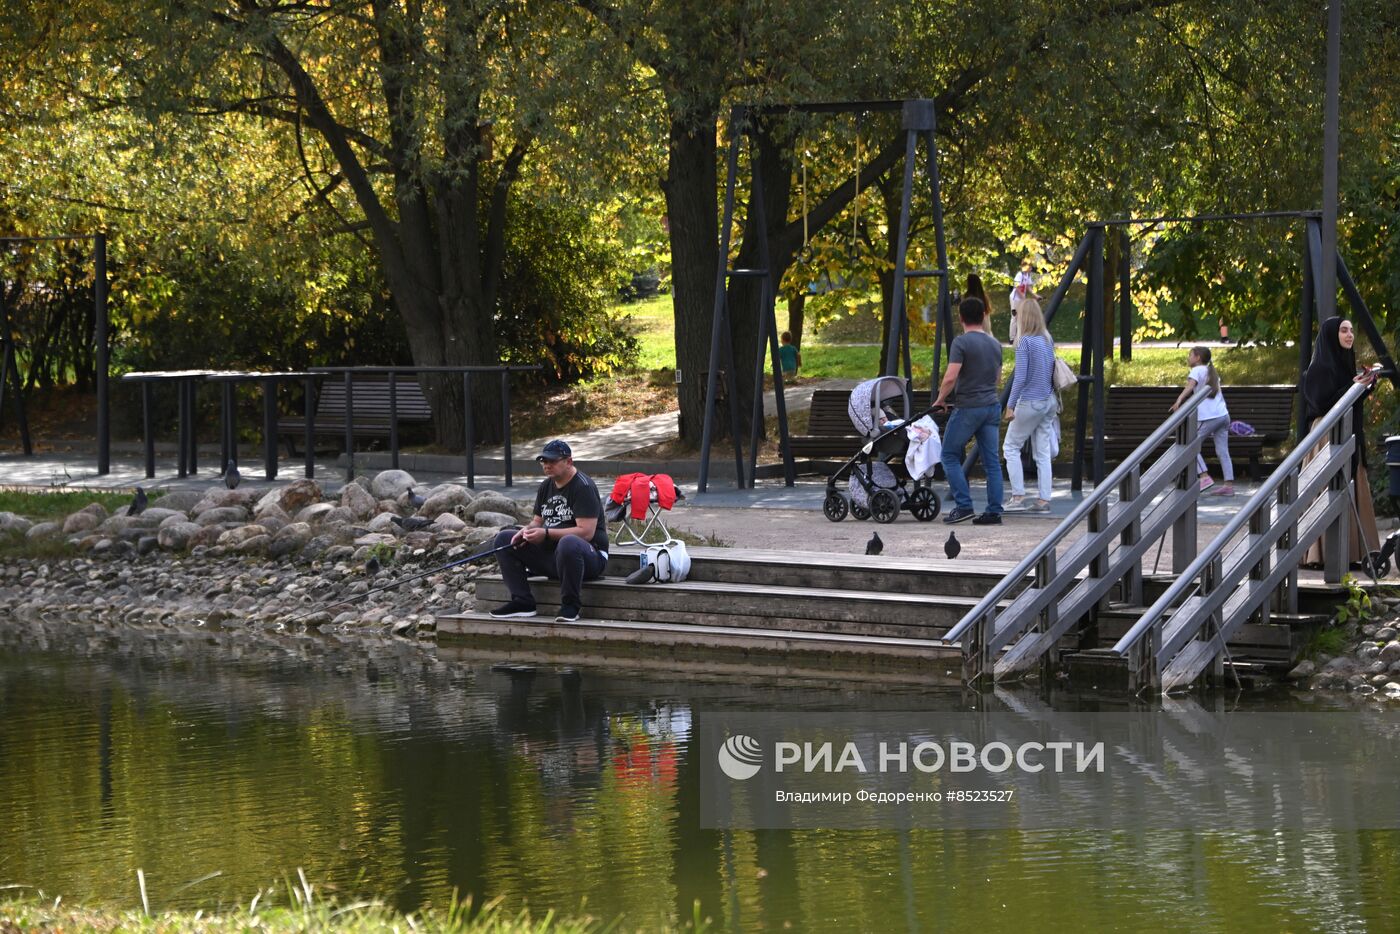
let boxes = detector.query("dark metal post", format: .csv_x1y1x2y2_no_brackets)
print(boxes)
746,136,796,488
922,116,951,392
699,119,746,493
388,371,400,470
222,382,237,474
1090,227,1107,483
463,371,475,487
1336,251,1398,384
1297,229,1316,441
1070,231,1099,492
303,376,316,478
94,234,110,474
1319,0,1342,322
883,127,919,376
262,378,278,480
178,378,191,478
185,378,198,473
1118,228,1132,362
141,382,154,479
343,371,355,481
501,369,512,486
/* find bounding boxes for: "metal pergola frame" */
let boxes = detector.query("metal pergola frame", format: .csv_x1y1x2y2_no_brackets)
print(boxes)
1040,210,1396,491
697,99,952,492
0,233,110,471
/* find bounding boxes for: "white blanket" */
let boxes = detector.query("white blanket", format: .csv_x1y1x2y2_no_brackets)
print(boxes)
904,415,942,480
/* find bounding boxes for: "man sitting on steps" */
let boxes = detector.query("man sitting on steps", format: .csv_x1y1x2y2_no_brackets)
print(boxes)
490,440,609,622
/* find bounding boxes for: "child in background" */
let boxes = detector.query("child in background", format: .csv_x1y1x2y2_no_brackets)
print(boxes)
1169,346,1234,495
778,331,801,379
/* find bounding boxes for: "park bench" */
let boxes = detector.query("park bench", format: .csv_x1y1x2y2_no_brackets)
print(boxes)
1092,384,1295,479
276,373,434,453
788,388,950,464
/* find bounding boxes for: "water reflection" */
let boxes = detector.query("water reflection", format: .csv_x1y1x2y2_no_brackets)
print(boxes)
0,620,1397,932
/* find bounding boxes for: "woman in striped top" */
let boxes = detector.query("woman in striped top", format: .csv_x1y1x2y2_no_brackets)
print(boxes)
1001,299,1058,512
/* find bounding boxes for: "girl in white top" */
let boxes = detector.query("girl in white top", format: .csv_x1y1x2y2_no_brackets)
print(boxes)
1169,346,1234,495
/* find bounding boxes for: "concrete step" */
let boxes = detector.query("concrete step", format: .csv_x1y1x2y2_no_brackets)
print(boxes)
602,545,1025,598
474,575,981,640
437,612,961,664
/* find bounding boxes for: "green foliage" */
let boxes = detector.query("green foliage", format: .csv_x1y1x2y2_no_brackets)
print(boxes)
1302,624,1351,661
0,489,156,520
496,194,638,383
1336,575,1374,625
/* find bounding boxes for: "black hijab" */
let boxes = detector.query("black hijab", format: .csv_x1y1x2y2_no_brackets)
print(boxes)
1303,316,1368,468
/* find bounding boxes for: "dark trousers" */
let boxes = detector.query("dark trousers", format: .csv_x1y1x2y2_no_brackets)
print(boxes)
493,528,607,606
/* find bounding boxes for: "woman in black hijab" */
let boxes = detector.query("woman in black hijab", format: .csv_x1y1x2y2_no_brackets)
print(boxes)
1302,317,1379,565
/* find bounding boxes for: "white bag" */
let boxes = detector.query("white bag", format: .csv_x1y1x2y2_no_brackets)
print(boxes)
644,539,692,583
1052,356,1078,392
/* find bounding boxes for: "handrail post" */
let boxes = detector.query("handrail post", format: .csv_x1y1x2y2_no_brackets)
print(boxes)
1248,496,1271,627
303,375,316,479
1322,409,1351,583
1202,555,1226,686
1276,469,1299,614
1036,549,1060,683
1129,623,1162,695
964,612,992,687
1119,465,1143,605
343,371,355,481
1172,409,1200,573
141,382,154,479
501,369,513,487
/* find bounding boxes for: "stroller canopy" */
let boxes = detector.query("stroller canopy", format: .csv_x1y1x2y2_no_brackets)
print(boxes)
848,376,910,438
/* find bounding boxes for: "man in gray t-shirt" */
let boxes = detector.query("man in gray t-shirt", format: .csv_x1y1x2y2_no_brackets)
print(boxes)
933,296,1005,524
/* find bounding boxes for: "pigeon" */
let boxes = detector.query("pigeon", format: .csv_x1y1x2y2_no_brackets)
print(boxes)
944,531,961,559
224,461,241,490
865,531,883,556
391,515,433,533
126,487,148,516
365,554,381,575
406,487,426,510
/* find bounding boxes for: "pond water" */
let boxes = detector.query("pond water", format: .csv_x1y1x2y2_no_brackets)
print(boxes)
2,621,1399,932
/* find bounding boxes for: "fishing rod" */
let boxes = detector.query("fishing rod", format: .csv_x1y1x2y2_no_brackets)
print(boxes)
283,541,518,624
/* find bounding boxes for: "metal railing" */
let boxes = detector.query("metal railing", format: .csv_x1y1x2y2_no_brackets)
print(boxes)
1112,379,1368,694
941,383,1211,685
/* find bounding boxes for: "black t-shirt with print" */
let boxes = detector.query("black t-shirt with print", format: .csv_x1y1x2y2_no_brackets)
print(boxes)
533,469,608,553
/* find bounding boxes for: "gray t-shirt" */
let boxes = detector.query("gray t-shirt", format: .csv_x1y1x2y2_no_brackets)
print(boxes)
949,331,1003,408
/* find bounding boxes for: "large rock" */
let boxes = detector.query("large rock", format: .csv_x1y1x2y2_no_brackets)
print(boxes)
255,515,287,536
62,511,102,534
232,533,271,555
218,525,270,547
158,522,202,551
1381,641,1400,665
189,524,228,548
458,492,521,521
432,512,467,533
296,502,337,524
353,532,398,548
25,522,62,540
473,511,517,529
340,482,378,520
0,512,36,534
370,469,416,501
274,521,313,547
159,513,192,529
253,501,291,524
153,490,203,513
138,507,187,524
367,513,400,534
192,488,260,514
99,514,160,536
196,506,250,527
77,502,110,520
419,485,475,519
256,479,323,516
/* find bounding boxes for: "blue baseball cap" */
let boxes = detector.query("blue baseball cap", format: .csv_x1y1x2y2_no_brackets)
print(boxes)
535,439,572,462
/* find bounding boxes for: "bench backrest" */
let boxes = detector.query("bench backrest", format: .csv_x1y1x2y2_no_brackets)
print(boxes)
315,374,434,422
1104,384,1294,439
807,390,858,435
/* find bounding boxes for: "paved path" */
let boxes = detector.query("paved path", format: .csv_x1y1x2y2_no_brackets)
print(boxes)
475,378,859,461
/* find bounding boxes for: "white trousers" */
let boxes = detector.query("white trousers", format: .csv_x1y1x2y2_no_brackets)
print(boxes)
1003,395,1058,500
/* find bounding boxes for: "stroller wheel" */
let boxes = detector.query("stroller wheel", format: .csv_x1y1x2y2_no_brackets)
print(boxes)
850,500,872,521
870,489,900,524
823,491,851,522
908,486,941,522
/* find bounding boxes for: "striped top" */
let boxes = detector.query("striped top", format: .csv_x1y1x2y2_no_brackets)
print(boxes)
1008,334,1056,408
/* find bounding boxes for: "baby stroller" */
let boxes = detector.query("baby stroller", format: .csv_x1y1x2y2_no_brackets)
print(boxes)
822,376,942,524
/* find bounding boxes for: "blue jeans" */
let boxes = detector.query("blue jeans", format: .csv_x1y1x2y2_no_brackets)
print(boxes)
941,403,1004,513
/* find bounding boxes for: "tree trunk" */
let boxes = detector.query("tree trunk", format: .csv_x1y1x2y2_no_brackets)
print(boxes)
663,109,720,444
787,293,805,348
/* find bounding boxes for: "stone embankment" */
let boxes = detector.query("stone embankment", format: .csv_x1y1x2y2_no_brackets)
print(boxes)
0,470,529,633
1289,593,1400,697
